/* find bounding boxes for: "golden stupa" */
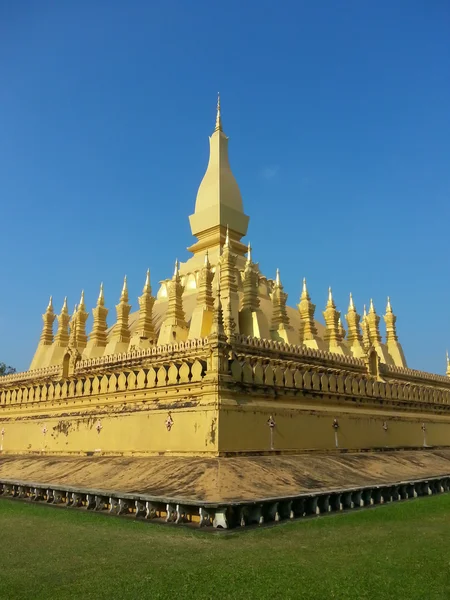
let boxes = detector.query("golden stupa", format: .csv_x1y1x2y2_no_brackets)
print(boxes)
1,98,450,529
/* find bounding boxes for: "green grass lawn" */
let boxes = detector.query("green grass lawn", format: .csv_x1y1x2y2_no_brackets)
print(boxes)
1,495,450,600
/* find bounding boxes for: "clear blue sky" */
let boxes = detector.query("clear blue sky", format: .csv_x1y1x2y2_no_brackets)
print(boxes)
1,1,449,374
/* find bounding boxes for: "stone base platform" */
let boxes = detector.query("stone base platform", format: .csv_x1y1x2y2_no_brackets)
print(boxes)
2,450,450,528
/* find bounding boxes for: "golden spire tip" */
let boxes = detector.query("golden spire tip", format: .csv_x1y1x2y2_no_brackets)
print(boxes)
143,268,151,294
224,225,230,248
349,292,354,310
120,275,129,302
215,92,222,132
386,296,392,312
276,268,280,286
97,282,104,305
369,298,375,313
246,241,252,264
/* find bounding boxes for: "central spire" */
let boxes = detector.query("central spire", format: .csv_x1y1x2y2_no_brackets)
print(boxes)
188,95,249,257
215,92,222,132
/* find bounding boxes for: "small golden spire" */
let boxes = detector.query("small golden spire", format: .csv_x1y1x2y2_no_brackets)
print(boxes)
446,350,450,376
246,242,252,265
369,298,375,314
349,293,354,311
97,283,104,307
224,225,230,248
46,296,53,312
301,277,308,299
173,259,180,279
120,276,128,302
79,290,85,310
275,268,281,287
327,286,335,308
204,251,210,267
143,269,151,294
215,92,222,132
386,296,392,313
62,297,68,313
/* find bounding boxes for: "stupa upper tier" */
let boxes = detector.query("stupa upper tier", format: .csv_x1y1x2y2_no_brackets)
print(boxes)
27,97,449,376
188,94,249,260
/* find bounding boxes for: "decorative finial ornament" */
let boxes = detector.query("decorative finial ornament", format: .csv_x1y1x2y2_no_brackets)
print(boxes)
327,286,335,307
386,296,392,313
120,276,129,302
62,297,68,312
204,250,210,267
301,277,309,299
143,269,151,294
369,298,375,314
224,225,230,248
349,293,354,310
47,296,53,312
275,268,281,287
246,241,252,265
97,283,104,306
446,351,450,377
363,304,367,319
79,290,85,310
173,259,181,280
215,92,222,132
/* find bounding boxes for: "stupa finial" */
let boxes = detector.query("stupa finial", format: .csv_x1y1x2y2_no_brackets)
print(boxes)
246,241,252,265
302,277,308,297
327,286,334,307
204,250,210,267
386,296,392,313
62,296,68,313
79,290,85,310
369,298,375,314
224,225,230,248
275,268,281,287
97,283,105,307
447,350,450,376
349,293,354,310
120,276,128,303
143,269,151,294
46,296,53,312
215,92,222,132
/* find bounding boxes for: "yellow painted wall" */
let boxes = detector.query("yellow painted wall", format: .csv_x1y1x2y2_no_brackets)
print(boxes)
0,393,218,456
2,384,450,456
218,396,450,453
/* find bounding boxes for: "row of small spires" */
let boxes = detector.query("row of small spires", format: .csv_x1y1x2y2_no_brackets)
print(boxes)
36,248,450,373
39,258,395,346
41,267,394,325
